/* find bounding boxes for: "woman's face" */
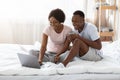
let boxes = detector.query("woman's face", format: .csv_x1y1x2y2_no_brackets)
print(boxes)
49,17,60,29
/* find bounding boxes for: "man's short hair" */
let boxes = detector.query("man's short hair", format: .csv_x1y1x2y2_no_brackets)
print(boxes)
73,10,85,18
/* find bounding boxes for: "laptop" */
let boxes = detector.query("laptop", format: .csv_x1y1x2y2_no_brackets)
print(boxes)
17,53,41,69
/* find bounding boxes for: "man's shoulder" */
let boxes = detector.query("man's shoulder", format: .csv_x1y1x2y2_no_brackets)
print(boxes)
85,22,97,30
86,22,96,27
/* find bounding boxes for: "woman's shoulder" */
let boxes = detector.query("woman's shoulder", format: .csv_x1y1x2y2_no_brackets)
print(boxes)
63,25,72,30
44,26,51,29
43,26,52,31
43,26,52,34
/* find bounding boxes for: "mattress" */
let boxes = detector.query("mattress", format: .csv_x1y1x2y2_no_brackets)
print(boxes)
0,40,120,80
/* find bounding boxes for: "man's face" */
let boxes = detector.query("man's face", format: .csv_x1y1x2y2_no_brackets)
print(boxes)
72,15,84,30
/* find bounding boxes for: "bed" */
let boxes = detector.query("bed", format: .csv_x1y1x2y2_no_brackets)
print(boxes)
0,40,120,80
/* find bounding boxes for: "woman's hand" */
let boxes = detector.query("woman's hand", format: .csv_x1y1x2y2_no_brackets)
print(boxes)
54,55,60,64
67,34,79,42
38,60,42,65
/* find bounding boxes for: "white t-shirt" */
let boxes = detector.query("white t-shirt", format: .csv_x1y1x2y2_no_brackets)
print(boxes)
43,25,72,53
78,22,99,41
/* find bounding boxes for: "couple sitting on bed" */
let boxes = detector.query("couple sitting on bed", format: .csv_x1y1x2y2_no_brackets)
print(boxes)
30,8,103,67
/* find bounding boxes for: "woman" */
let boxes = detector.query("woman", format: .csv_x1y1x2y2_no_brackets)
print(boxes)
38,8,72,65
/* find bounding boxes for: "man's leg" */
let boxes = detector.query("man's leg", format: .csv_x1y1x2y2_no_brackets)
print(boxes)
62,38,89,66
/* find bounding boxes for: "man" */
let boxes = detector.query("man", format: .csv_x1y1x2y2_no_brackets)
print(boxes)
54,10,103,67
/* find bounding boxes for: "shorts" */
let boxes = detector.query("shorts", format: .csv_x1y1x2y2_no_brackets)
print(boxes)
80,47,103,61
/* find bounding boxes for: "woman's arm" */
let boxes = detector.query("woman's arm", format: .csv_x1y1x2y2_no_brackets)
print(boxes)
38,33,48,64
57,36,71,56
54,36,72,63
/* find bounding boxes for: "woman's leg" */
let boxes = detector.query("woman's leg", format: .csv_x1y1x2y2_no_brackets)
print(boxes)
29,50,50,62
62,38,89,66
29,50,39,58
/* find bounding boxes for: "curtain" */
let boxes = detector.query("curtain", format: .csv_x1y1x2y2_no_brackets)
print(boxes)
0,0,87,44
0,0,110,44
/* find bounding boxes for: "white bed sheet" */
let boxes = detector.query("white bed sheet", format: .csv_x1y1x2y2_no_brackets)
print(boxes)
0,74,120,80
0,40,120,77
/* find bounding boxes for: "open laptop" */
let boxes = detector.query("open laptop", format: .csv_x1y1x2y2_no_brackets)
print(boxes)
17,53,40,69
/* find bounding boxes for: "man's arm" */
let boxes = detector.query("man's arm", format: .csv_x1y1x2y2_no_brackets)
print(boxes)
78,36,102,50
